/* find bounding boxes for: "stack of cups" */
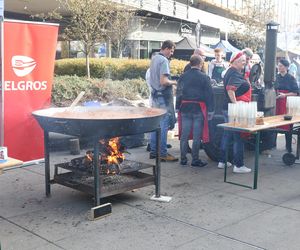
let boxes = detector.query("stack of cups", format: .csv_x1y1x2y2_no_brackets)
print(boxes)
228,103,236,123
247,102,257,127
228,101,257,127
286,96,300,116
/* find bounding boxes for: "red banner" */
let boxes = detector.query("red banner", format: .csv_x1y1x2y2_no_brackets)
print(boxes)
3,20,58,161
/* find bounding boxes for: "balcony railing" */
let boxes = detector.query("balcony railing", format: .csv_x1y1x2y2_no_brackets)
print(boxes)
113,0,240,32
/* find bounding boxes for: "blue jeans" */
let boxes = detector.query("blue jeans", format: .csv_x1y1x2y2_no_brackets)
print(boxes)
180,112,203,162
150,96,169,157
219,111,244,167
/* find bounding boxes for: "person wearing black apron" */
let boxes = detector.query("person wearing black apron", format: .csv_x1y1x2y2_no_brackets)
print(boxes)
176,55,214,167
275,59,299,152
149,40,178,162
208,48,228,84
218,51,252,174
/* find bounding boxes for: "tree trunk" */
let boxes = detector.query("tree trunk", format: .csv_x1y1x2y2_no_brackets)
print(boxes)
86,53,90,79
118,41,122,58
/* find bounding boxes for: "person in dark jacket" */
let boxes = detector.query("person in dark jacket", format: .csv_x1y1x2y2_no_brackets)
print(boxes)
176,55,214,167
275,58,299,152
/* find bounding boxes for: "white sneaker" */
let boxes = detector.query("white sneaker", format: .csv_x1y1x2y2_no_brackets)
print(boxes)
261,150,271,156
217,162,232,169
233,166,251,173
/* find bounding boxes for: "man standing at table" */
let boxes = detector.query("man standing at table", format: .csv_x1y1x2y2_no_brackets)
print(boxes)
149,40,178,162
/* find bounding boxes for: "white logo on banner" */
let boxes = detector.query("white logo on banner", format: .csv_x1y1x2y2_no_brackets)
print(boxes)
12,55,37,77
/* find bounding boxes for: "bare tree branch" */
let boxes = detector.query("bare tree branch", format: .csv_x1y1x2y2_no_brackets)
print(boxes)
230,0,275,52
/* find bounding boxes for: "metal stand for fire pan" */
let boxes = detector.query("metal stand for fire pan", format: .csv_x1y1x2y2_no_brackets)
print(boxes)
53,160,156,198
43,128,162,206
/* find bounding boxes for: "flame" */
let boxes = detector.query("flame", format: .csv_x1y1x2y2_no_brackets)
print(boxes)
85,151,93,162
82,138,124,175
106,137,125,164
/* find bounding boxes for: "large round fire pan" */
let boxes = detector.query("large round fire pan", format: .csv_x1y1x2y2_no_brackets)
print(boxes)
32,106,166,138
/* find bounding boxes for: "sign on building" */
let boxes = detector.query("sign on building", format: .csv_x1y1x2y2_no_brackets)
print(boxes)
180,24,193,36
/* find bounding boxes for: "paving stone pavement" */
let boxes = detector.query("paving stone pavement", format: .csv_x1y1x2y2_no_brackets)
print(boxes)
1,135,300,250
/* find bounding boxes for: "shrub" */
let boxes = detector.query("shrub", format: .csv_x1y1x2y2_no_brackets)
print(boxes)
170,59,187,76
55,57,187,80
52,75,149,107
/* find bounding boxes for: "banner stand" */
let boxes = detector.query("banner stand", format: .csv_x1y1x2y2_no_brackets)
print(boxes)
3,19,59,161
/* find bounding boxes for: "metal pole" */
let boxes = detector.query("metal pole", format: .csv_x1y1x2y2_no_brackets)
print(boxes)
44,131,51,196
224,144,228,183
155,128,161,197
296,127,300,160
93,138,100,206
284,0,289,59
0,14,3,146
253,132,260,189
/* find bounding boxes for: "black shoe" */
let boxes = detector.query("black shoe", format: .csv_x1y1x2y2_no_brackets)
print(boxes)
191,160,207,167
146,143,151,152
167,144,172,149
180,159,188,166
187,146,192,154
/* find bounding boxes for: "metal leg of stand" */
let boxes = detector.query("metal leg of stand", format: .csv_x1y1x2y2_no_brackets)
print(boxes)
224,131,260,189
44,131,51,197
296,128,300,160
155,128,161,198
93,138,100,206
253,131,260,189
224,145,228,183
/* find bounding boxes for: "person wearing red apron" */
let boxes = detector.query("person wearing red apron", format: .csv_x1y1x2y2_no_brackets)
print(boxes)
218,51,252,174
176,55,214,167
275,58,299,152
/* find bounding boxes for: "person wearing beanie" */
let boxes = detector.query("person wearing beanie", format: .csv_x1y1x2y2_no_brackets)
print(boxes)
275,58,299,153
217,51,252,173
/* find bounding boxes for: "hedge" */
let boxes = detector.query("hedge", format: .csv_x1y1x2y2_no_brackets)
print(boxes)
55,58,188,79
52,75,150,107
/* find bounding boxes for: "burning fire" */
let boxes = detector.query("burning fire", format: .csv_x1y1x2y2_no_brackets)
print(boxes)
83,137,125,175
100,137,125,165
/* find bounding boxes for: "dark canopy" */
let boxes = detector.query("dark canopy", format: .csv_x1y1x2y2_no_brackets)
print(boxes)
175,37,215,58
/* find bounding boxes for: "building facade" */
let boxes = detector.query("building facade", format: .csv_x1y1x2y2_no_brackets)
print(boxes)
7,0,291,59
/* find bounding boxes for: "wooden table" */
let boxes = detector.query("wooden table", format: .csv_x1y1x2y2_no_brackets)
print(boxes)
218,115,300,189
0,157,23,174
